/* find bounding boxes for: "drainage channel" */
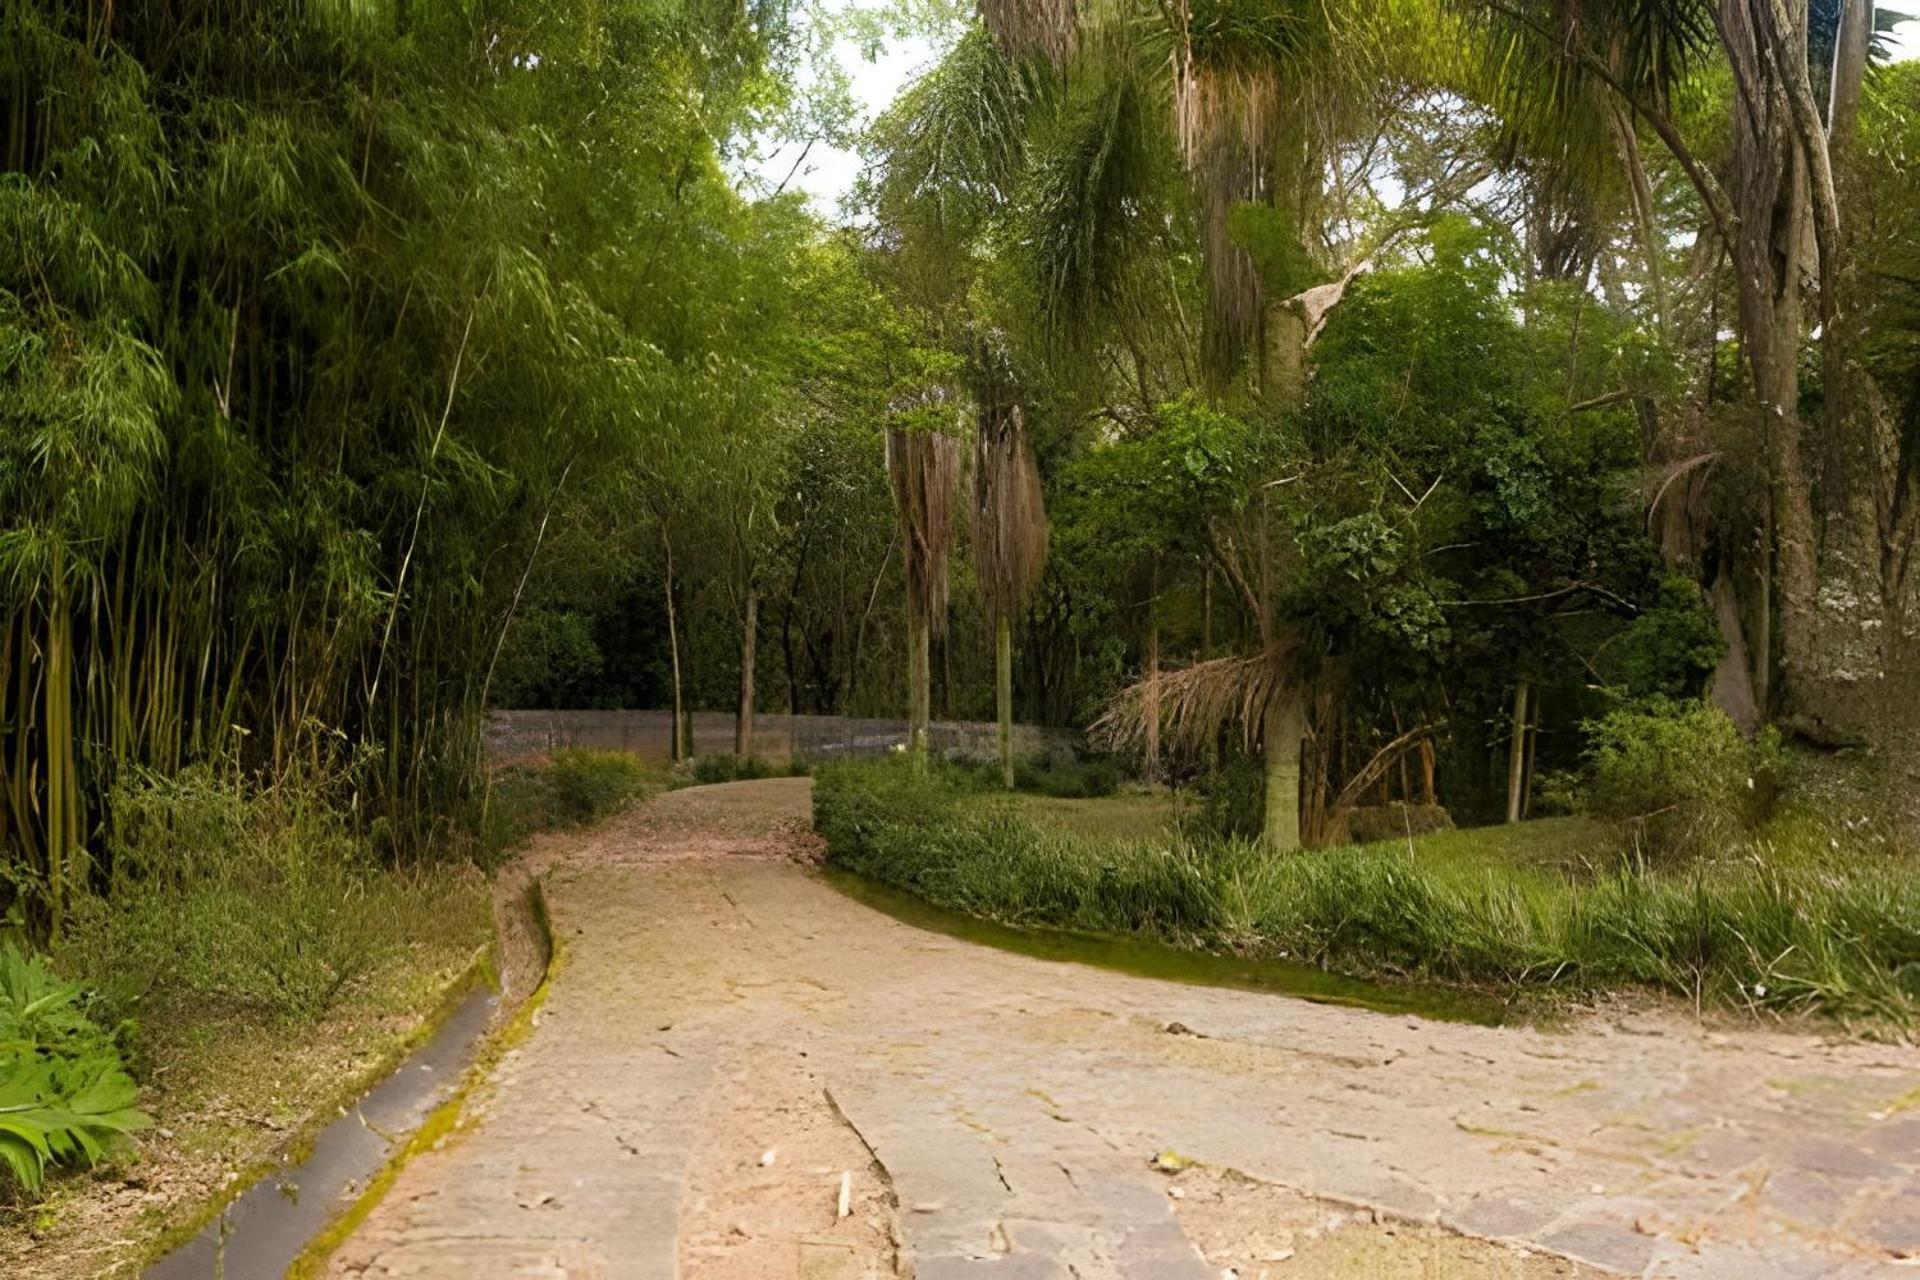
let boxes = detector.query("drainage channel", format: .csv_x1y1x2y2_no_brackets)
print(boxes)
144,981,497,1280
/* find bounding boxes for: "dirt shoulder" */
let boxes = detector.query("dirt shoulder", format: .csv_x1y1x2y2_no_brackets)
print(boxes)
0,905,490,1280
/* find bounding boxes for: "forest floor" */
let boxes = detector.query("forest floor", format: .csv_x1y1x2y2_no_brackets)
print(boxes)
0,891,491,1279
322,779,1920,1279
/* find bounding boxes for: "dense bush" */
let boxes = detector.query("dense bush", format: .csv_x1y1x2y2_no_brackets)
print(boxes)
814,763,1219,936
1585,700,1781,861
1013,756,1120,799
0,945,149,1193
62,769,486,1025
481,749,663,866
1177,752,1265,841
814,759,1920,1023
689,754,788,785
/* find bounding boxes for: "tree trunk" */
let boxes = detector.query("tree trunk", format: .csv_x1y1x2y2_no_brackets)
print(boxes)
1261,694,1304,853
996,613,1014,789
1521,693,1539,820
1607,101,1670,336
662,533,687,763
735,586,757,758
1827,0,1870,145
1717,0,1835,729
1143,608,1161,782
907,608,930,773
1506,679,1530,824
45,573,75,942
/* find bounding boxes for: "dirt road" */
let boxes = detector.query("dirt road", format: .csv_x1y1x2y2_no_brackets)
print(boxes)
328,779,1920,1279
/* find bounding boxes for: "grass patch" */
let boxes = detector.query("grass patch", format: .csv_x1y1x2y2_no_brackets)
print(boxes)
1013,792,1178,841
815,759,1920,1026
480,748,666,868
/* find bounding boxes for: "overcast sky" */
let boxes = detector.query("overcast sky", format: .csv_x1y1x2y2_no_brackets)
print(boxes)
755,11,1920,215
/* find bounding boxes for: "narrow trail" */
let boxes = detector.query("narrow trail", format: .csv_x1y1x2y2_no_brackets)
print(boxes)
328,779,1920,1279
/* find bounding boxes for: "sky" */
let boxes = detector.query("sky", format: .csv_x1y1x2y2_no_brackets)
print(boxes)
756,11,1920,214
749,33,938,215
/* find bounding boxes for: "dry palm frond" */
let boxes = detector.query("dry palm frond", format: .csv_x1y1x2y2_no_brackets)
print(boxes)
1327,721,1437,815
979,0,1079,68
972,396,1049,623
1092,642,1297,752
885,400,965,637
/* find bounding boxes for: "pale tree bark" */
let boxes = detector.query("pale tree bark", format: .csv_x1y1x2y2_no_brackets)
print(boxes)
995,614,1014,789
1607,101,1670,337
1826,0,1870,145
1505,680,1530,824
1143,600,1161,783
735,586,757,758
662,529,688,763
1717,0,1824,718
907,609,931,772
1262,693,1304,852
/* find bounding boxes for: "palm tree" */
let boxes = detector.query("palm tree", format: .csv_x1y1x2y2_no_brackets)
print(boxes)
970,349,1050,787
885,392,965,771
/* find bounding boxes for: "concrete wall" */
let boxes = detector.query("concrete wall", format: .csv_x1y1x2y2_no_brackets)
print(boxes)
485,708,1074,767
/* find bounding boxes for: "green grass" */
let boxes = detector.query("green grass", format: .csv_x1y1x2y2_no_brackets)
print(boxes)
1012,791,1177,841
814,760,1920,1026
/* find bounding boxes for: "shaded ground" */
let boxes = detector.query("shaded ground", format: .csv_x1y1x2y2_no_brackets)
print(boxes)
0,877,488,1280
329,779,1920,1278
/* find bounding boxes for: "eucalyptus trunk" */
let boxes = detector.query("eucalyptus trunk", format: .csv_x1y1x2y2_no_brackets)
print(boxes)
736,586,758,759
662,532,688,763
1506,680,1531,824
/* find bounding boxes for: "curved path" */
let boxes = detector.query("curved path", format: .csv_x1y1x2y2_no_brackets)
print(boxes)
330,780,1920,1279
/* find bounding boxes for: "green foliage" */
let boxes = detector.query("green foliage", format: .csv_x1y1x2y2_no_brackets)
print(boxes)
481,750,663,867
1,0,816,931
1177,752,1267,842
61,769,486,1024
815,762,1920,1023
1013,756,1119,798
1227,201,1320,299
1585,700,1781,861
0,946,148,1193
689,754,783,785
1602,577,1726,698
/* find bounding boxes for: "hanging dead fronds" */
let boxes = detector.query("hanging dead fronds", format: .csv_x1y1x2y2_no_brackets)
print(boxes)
885,394,965,637
1092,642,1298,753
979,0,1078,68
972,393,1049,624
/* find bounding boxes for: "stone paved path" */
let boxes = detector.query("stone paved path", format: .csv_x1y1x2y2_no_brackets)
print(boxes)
329,780,1920,1279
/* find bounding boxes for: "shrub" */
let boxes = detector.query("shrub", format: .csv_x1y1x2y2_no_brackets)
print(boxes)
1585,699,1780,862
689,754,779,785
1177,752,1265,841
62,768,484,1025
1013,756,1120,799
0,945,149,1193
546,748,658,821
482,748,661,866
813,756,1920,1023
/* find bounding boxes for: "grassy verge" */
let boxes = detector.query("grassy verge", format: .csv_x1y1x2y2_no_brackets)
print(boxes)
479,747,669,868
1,749,658,1278
814,760,1920,1027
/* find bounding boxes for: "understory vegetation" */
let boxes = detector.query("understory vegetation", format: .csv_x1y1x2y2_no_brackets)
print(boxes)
816,754,1920,1025
481,749,667,869
6,0,1920,1251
